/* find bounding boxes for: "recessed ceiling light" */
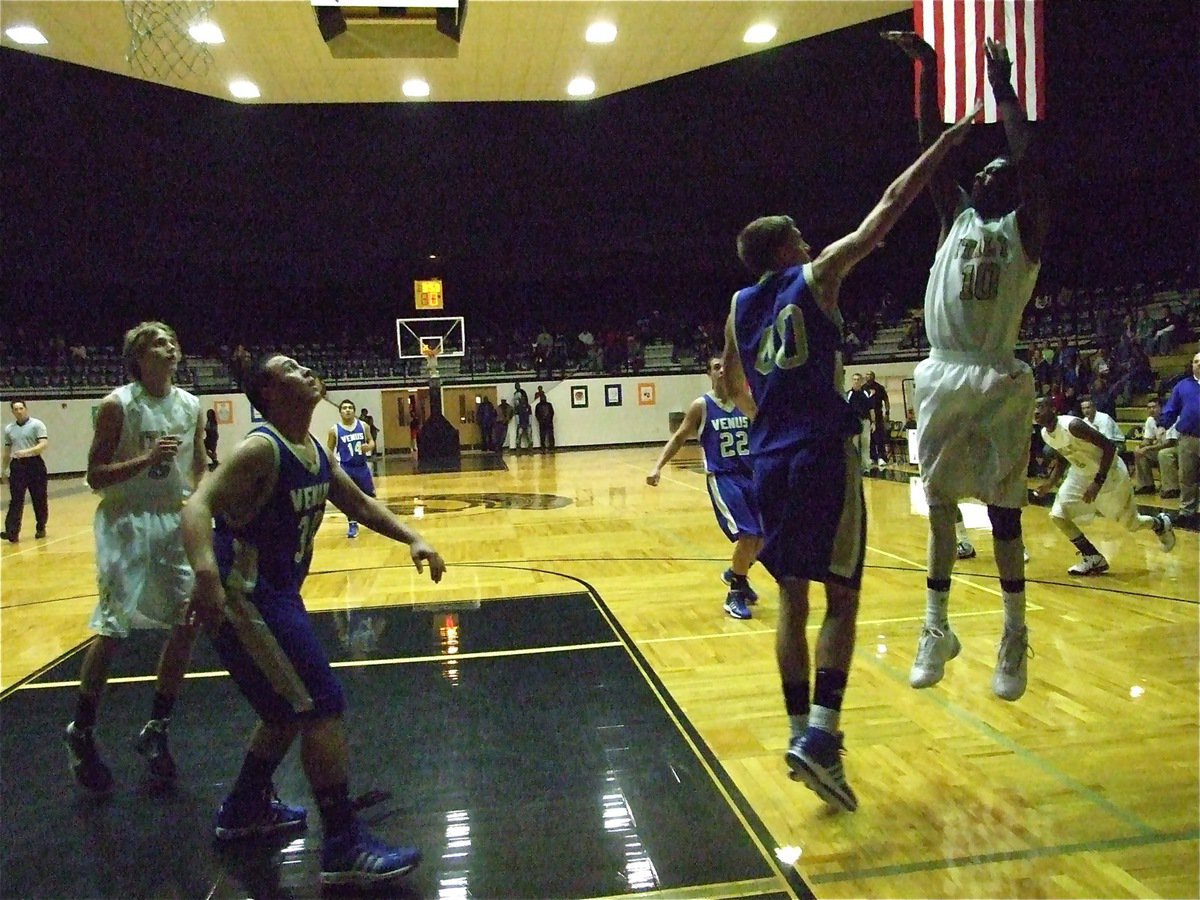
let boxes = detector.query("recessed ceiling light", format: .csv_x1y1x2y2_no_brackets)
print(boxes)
188,21,224,44
744,23,777,44
585,22,617,44
567,77,595,97
403,79,431,98
229,79,260,99
5,26,48,45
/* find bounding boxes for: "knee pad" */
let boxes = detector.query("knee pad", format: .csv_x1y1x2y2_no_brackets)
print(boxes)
987,504,1022,541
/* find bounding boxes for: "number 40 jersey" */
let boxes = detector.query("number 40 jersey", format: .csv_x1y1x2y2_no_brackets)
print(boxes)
698,393,753,478
924,207,1040,356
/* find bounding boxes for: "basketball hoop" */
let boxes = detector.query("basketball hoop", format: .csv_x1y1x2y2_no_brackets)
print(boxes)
420,342,442,377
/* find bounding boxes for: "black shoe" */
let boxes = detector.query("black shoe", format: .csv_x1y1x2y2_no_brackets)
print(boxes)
35,529,46,539
1134,486,1156,496
65,722,115,796
1160,490,1181,499
1,531,17,543
135,719,178,781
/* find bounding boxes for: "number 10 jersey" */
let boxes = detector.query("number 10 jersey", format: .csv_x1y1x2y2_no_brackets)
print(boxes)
924,207,1040,357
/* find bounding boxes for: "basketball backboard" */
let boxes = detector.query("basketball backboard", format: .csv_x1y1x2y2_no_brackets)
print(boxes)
396,316,466,360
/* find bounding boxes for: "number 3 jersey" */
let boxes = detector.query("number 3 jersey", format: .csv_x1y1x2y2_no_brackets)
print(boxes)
95,381,200,512
214,426,331,600
924,207,1040,356
733,264,857,454
698,393,752,477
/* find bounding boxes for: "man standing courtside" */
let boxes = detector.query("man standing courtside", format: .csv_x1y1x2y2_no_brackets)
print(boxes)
2,399,50,542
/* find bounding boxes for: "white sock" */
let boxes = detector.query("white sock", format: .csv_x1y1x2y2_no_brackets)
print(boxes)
1002,590,1026,633
809,705,840,735
925,590,950,630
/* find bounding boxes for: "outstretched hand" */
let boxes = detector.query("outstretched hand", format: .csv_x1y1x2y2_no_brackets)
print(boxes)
985,37,1012,87
410,540,446,583
881,30,936,62
944,100,984,145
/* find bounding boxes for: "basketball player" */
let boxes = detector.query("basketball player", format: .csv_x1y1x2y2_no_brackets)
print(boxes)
64,321,206,794
886,33,1050,702
327,400,375,538
181,352,445,888
647,356,763,620
1033,396,1175,574
721,104,981,812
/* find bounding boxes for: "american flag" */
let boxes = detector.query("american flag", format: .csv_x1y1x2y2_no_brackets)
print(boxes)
914,0,1044,123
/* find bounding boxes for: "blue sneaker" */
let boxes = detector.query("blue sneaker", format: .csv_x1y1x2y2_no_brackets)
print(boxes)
723,591,752,620
347,522,359,539
722,568,758,603
214,787,308,841
320,823,422,887
786,729,858,812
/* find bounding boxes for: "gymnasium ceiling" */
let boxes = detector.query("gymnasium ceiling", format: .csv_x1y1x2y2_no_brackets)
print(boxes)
0,0,907,103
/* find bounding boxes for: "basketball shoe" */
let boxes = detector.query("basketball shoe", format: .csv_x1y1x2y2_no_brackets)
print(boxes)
993,625,1031,701
909,625,961,688
722,568,758,603
214,787,308,841
320,822,422,886
785,729,857,812
723,591,752,620
135,718,177,781
65,722,114,796
1067,553,1108,576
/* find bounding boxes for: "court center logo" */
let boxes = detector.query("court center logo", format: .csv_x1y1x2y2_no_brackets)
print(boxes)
384,493,573,516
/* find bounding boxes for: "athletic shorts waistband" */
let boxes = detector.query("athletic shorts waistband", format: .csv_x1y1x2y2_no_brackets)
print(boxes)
928,348,1018,366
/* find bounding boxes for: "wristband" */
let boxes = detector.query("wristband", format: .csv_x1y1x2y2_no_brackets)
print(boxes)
1092,472,1107,486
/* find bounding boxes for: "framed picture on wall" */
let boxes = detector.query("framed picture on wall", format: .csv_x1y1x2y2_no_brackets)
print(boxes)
250,404,265,423
637,382,656,406
570,385,589,409
213,400,233,425
604,384,622,407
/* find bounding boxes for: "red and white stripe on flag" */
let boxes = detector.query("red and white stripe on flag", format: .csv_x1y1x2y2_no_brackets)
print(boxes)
914,0,1044,123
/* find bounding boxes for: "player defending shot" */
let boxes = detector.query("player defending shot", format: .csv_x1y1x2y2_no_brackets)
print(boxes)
182,353,445,888
886,32,1051,702
327,399,376,538
721,104,980,812
647,356,763,620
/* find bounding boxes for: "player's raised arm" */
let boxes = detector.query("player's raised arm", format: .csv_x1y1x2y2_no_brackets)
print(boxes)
986,37,1049,261
811,101,981,294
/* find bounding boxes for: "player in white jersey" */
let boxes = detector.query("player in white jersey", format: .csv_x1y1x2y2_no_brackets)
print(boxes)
64,322,206,795
886,33,1050,702
1032,397,1175,575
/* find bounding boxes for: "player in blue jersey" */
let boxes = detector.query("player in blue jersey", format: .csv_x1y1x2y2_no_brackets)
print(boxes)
647,356,763,620
182,353,445,889
720,106,980,813
327,399,375,538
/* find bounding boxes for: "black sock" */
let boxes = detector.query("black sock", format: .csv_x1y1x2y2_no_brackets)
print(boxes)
1070,534,1100,557
151,691,175,721
782,681,811,717
315,782,356,839
231,750,281,800
729,572,749,589
73,694,98,731
813,668,849,711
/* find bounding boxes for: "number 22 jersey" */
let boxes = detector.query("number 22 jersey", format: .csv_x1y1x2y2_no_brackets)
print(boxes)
698,392,752,477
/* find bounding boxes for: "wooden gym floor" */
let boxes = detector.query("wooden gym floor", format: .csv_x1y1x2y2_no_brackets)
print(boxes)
1,446,1196,899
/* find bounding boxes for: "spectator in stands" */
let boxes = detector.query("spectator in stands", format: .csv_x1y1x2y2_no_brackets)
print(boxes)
1156,350,1200,524
1134,307,1156,353
1090,372,1119,418
533,329,554,379
1031,342,1053,387
534,391,555,453
476,396,497,452
1155,424,1182,499
1079,397,1126,446
1134,399,1170,495
1152,305,1194,355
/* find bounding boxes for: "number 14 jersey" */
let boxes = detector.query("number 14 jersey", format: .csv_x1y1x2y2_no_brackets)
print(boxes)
924,207,1040,356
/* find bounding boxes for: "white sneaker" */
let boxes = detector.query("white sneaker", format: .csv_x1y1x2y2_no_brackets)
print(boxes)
956,540,977,560
993,626,1031,701
1155,513,1176,553
909,626,962,688
1023,549,1030,562
1067,553,1109,576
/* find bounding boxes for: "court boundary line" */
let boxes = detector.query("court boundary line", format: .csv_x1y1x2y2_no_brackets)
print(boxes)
809,827,1200,885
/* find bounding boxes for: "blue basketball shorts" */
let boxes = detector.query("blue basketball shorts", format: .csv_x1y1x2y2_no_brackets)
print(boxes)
706,470,763,541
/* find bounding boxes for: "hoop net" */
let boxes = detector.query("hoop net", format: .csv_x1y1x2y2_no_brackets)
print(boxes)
122,0,215,80
420,342,442,375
